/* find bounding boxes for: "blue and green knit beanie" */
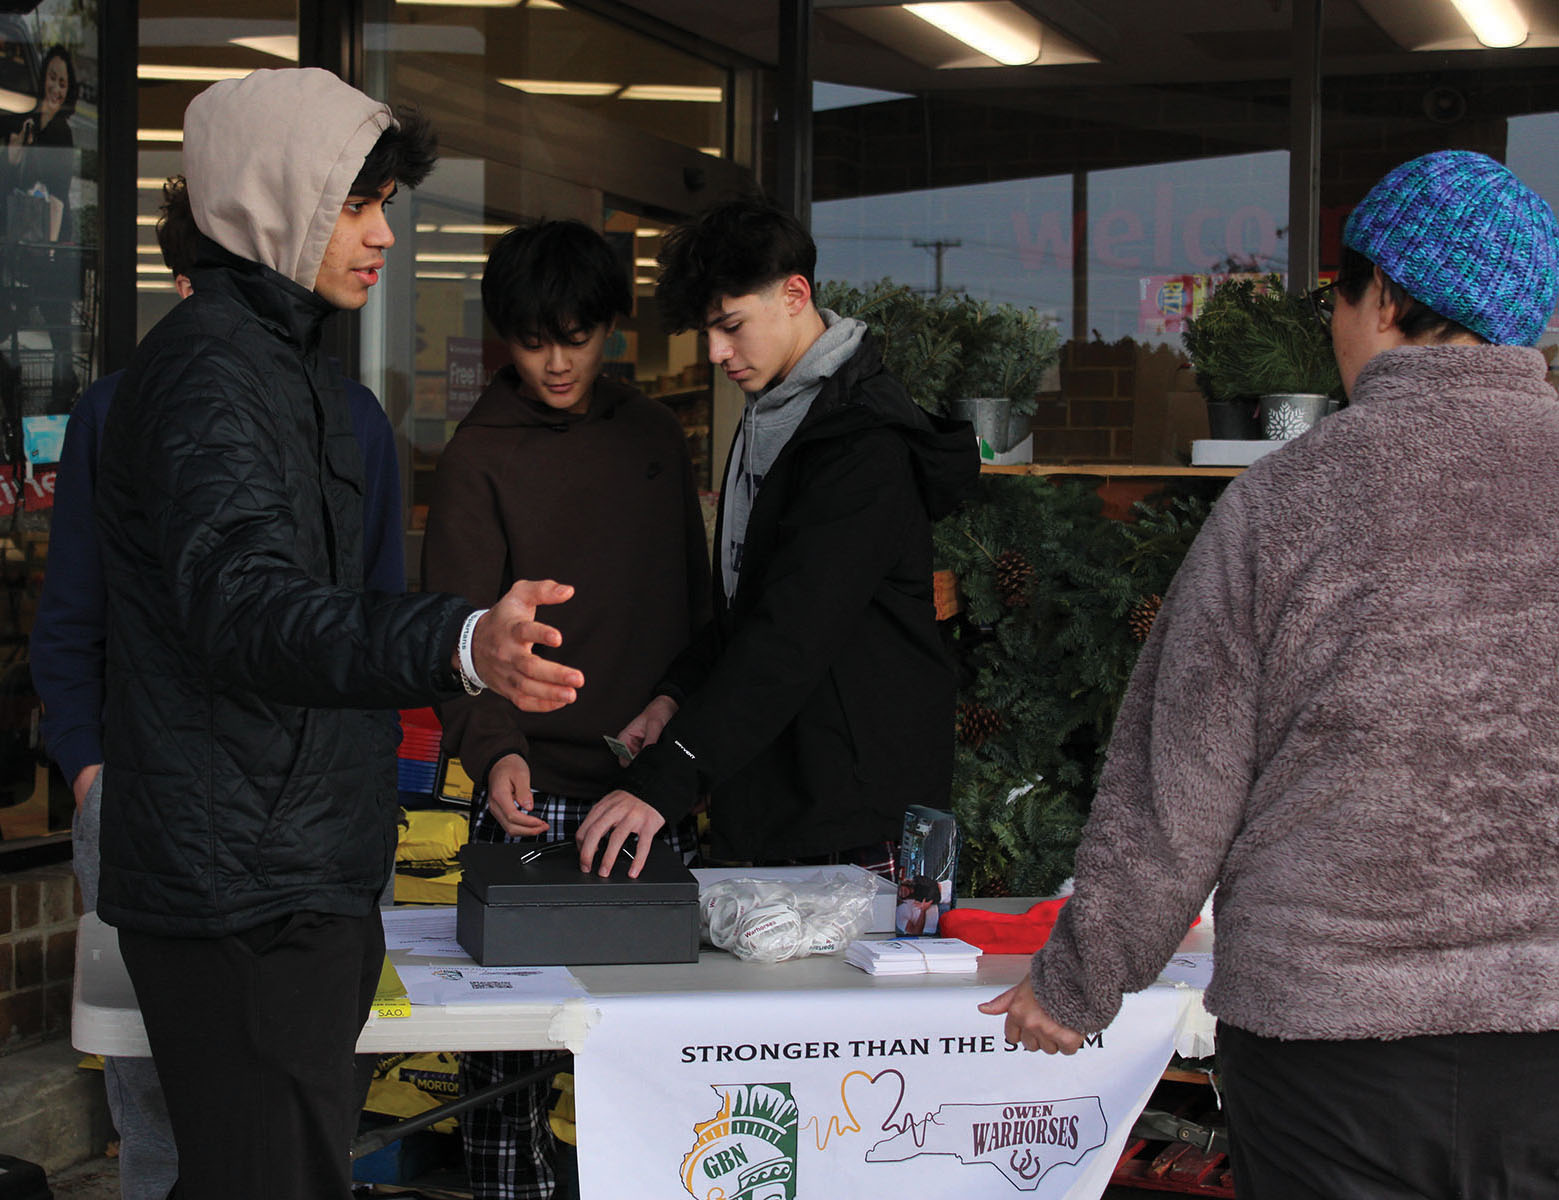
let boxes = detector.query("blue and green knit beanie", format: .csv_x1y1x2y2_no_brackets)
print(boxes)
1342,150,1559,346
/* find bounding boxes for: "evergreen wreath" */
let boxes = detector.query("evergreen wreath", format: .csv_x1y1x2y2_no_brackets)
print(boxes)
935,476,1211,897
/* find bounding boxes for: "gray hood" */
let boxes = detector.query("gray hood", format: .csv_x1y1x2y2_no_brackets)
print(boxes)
183,68,395,291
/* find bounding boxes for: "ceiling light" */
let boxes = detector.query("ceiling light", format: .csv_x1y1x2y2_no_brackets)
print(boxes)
440,223,515,235
1448,0,1528,46
136,262,169,274
498,78,619,96
139,281,178,292
139,64,254,82
138,128,182,143
0,87,31,114
137,177,171,190
635,276,656,286
415,252,488,262
634,228,660,238
136,215,160,226
416,271,473,280
634,257,658,269
699,146,722,157
416,223,440,233
230,34,299,60
527,0,565,8
137,244,164,255
618,84,722,103
903,2,1042,65
398,1,521,7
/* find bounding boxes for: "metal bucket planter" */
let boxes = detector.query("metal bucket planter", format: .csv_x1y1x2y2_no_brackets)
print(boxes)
1259,393,1332,440
950,397,1028,454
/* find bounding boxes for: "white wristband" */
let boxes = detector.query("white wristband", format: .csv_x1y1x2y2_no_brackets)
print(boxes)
457,608,489,695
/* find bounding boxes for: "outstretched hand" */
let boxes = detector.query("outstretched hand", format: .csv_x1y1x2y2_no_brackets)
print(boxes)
978,977,1085,1055
470,579,584,712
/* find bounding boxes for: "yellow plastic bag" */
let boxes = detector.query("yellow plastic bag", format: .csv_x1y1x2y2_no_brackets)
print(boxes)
364,1051,462,1134
396,808,468,864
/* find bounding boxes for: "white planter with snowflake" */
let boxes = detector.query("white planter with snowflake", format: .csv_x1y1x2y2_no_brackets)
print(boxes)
1259,392,1333,439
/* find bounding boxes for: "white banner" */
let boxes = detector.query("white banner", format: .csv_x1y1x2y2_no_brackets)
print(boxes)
575,983,1194,1199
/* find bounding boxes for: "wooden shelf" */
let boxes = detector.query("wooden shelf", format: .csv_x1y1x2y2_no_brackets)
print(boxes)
982,463,1244,479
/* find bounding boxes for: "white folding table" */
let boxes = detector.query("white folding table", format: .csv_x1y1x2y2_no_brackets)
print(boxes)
73,907,1215,1058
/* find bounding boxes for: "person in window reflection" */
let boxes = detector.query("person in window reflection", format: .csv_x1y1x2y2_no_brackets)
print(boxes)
980,150,1559,1197
575,197,978,882
91,69,583,1200
422,219,710,1200
4,43,76,243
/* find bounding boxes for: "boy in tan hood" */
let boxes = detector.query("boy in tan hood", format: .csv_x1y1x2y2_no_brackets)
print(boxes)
95,69,584,1200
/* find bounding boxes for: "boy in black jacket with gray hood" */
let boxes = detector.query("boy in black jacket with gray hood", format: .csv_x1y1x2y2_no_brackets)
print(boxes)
96,69,583,1199
579,198,978,879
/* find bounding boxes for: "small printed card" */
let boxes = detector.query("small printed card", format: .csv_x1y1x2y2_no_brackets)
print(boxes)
844,937,981,976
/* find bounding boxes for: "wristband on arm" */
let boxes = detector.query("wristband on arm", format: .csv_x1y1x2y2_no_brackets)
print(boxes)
456,608,489,695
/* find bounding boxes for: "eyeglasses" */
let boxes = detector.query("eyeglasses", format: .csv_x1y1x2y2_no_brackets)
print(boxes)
1308,281,1338,329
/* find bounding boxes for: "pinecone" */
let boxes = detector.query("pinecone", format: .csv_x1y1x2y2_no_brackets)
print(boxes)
978,872,1013,899
994,550,1034,608
1128,594,1163,642
956,702,1005,748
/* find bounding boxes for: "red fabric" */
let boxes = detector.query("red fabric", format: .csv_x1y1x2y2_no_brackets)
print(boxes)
940,898,1071,954
942,899,1199,955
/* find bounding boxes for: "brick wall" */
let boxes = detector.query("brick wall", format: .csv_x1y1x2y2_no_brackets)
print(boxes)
1029,339,1137,463
0,864,82,1054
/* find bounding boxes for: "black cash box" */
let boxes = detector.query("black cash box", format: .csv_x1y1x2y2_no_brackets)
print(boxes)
456,839,700,966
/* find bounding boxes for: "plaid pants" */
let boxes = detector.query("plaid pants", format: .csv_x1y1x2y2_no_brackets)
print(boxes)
460,792,691,1200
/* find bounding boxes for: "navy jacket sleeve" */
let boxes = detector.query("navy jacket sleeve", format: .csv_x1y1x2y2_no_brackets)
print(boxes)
33,374,117,784
345,379,406,595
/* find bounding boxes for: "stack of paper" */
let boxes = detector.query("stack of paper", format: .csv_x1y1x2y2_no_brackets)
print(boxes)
844,938,980,975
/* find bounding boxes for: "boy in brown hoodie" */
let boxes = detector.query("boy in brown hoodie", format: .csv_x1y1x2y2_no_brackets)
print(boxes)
423,219,709,1200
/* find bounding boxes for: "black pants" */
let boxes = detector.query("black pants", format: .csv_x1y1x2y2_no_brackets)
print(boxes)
119,910,385,1200
1217,1020,1559,1199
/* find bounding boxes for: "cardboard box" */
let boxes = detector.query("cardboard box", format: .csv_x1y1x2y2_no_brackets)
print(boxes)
457,840,700,966
1190,439,1279,467
690,864,899,934
1132,344,1210,466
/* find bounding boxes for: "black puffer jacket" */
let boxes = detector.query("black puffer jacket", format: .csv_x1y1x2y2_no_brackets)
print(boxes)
619,334,979,859
95,243,470,936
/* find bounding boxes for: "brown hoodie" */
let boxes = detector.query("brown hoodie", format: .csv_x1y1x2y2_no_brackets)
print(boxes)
182,67,395,290
422,369,712,797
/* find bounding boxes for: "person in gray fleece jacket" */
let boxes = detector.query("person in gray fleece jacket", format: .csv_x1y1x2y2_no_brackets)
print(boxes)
981,150,1559,1197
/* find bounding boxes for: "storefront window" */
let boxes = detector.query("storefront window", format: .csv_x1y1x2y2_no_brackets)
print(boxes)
0,0,100,846
815,150,1289,347
360,0,731,560
812,79,1292,464
815,45,1559,465
0,4,299,852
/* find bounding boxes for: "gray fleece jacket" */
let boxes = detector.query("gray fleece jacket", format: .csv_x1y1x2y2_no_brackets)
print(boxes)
1033,344,1559,1041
